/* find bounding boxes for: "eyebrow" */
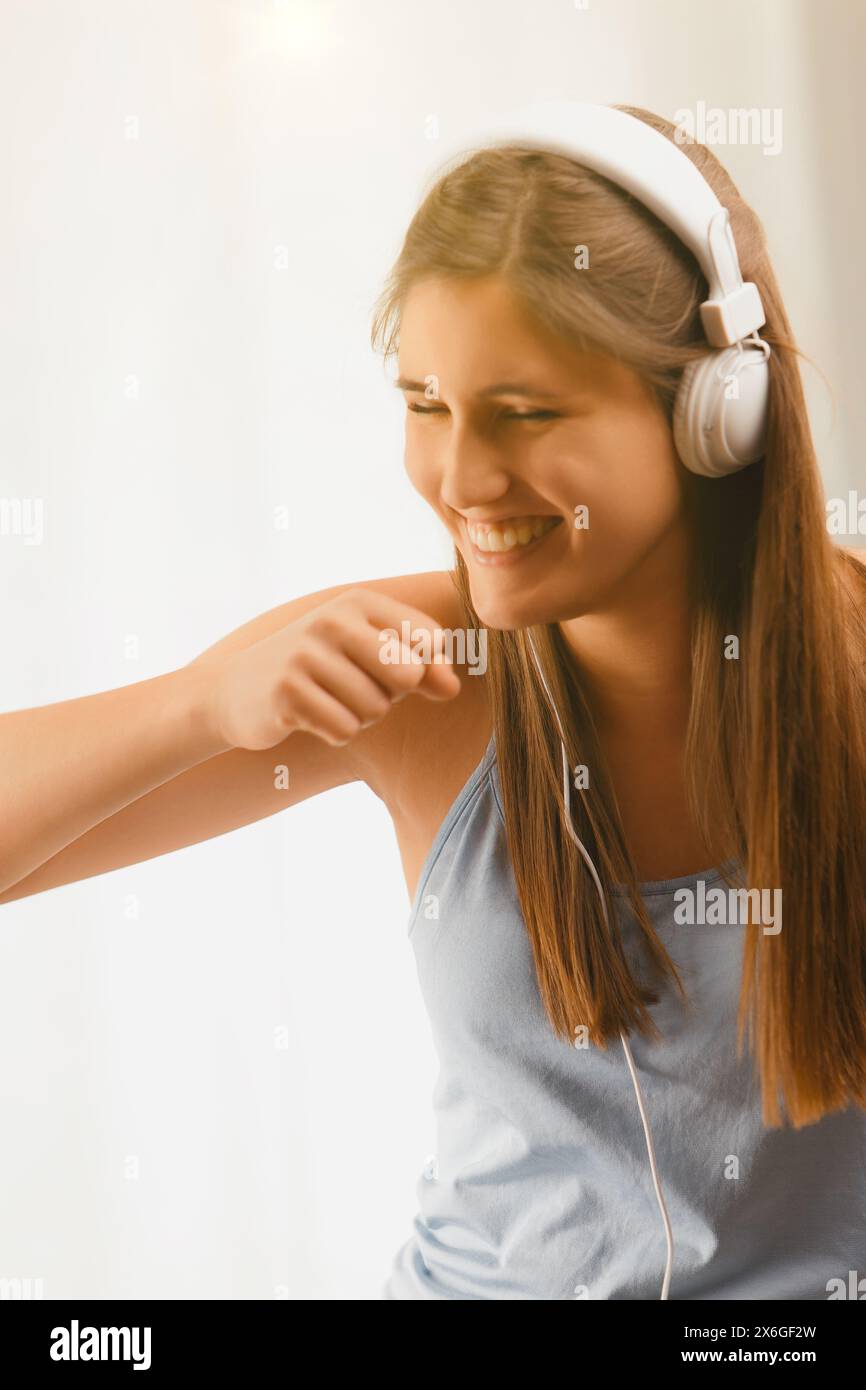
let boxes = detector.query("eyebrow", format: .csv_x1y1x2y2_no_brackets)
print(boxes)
393,377,563,399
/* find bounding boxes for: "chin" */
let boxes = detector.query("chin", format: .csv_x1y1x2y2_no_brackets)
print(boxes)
468,588,583,633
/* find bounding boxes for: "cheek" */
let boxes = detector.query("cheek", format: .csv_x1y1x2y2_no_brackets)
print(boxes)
591,465,682,546
553,418,683,549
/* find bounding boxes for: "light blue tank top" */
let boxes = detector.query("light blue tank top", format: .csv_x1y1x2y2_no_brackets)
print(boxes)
382,732,866,1300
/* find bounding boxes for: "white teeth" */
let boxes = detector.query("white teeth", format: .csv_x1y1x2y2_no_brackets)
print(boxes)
468,515,559,552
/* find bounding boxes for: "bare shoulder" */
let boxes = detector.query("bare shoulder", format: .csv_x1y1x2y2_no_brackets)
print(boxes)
192,568,468,660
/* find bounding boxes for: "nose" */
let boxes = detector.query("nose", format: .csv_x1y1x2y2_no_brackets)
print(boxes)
436,416,512,515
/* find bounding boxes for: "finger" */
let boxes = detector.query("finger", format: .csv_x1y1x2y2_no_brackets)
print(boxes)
288,682,364,746
298,646,399,726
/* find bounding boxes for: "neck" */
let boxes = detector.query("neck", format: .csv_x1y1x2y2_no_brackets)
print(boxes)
558,539,693,743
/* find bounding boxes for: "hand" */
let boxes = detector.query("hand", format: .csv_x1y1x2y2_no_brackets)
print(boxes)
196,588,462,752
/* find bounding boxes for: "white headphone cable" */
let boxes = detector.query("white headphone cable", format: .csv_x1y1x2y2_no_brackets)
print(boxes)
525,630,675,1300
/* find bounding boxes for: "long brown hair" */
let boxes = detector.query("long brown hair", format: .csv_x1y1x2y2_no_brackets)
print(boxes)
370,105,866,1128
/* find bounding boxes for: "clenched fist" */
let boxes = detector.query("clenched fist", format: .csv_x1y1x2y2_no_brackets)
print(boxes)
193,588,462,751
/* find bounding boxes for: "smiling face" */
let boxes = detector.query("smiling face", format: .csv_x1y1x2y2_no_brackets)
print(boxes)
396,274,690,631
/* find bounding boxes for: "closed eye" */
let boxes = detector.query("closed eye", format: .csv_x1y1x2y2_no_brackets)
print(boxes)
407,404,558,421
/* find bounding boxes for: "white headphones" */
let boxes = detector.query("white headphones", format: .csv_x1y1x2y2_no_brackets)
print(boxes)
432,100,772,479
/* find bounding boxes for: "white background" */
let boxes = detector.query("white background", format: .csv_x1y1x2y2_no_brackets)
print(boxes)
0,0,863,1299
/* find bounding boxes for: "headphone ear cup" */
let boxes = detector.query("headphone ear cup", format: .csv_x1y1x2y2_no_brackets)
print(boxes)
674,346,771,478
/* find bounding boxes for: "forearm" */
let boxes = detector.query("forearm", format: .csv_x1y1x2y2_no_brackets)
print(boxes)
0,664,229,896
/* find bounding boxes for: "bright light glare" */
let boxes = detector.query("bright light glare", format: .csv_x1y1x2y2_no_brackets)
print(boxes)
262,0,334,61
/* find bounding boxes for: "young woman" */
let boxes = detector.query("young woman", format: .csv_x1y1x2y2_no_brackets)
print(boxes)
3,105,865,1302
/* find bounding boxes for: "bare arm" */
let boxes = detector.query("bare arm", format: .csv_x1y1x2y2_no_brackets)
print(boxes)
0,666,225,899
0,571,463,904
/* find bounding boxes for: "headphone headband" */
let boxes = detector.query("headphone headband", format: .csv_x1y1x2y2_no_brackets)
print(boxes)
434,100,766,348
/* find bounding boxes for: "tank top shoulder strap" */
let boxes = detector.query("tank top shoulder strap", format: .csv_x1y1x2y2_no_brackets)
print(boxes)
407,730,497,926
